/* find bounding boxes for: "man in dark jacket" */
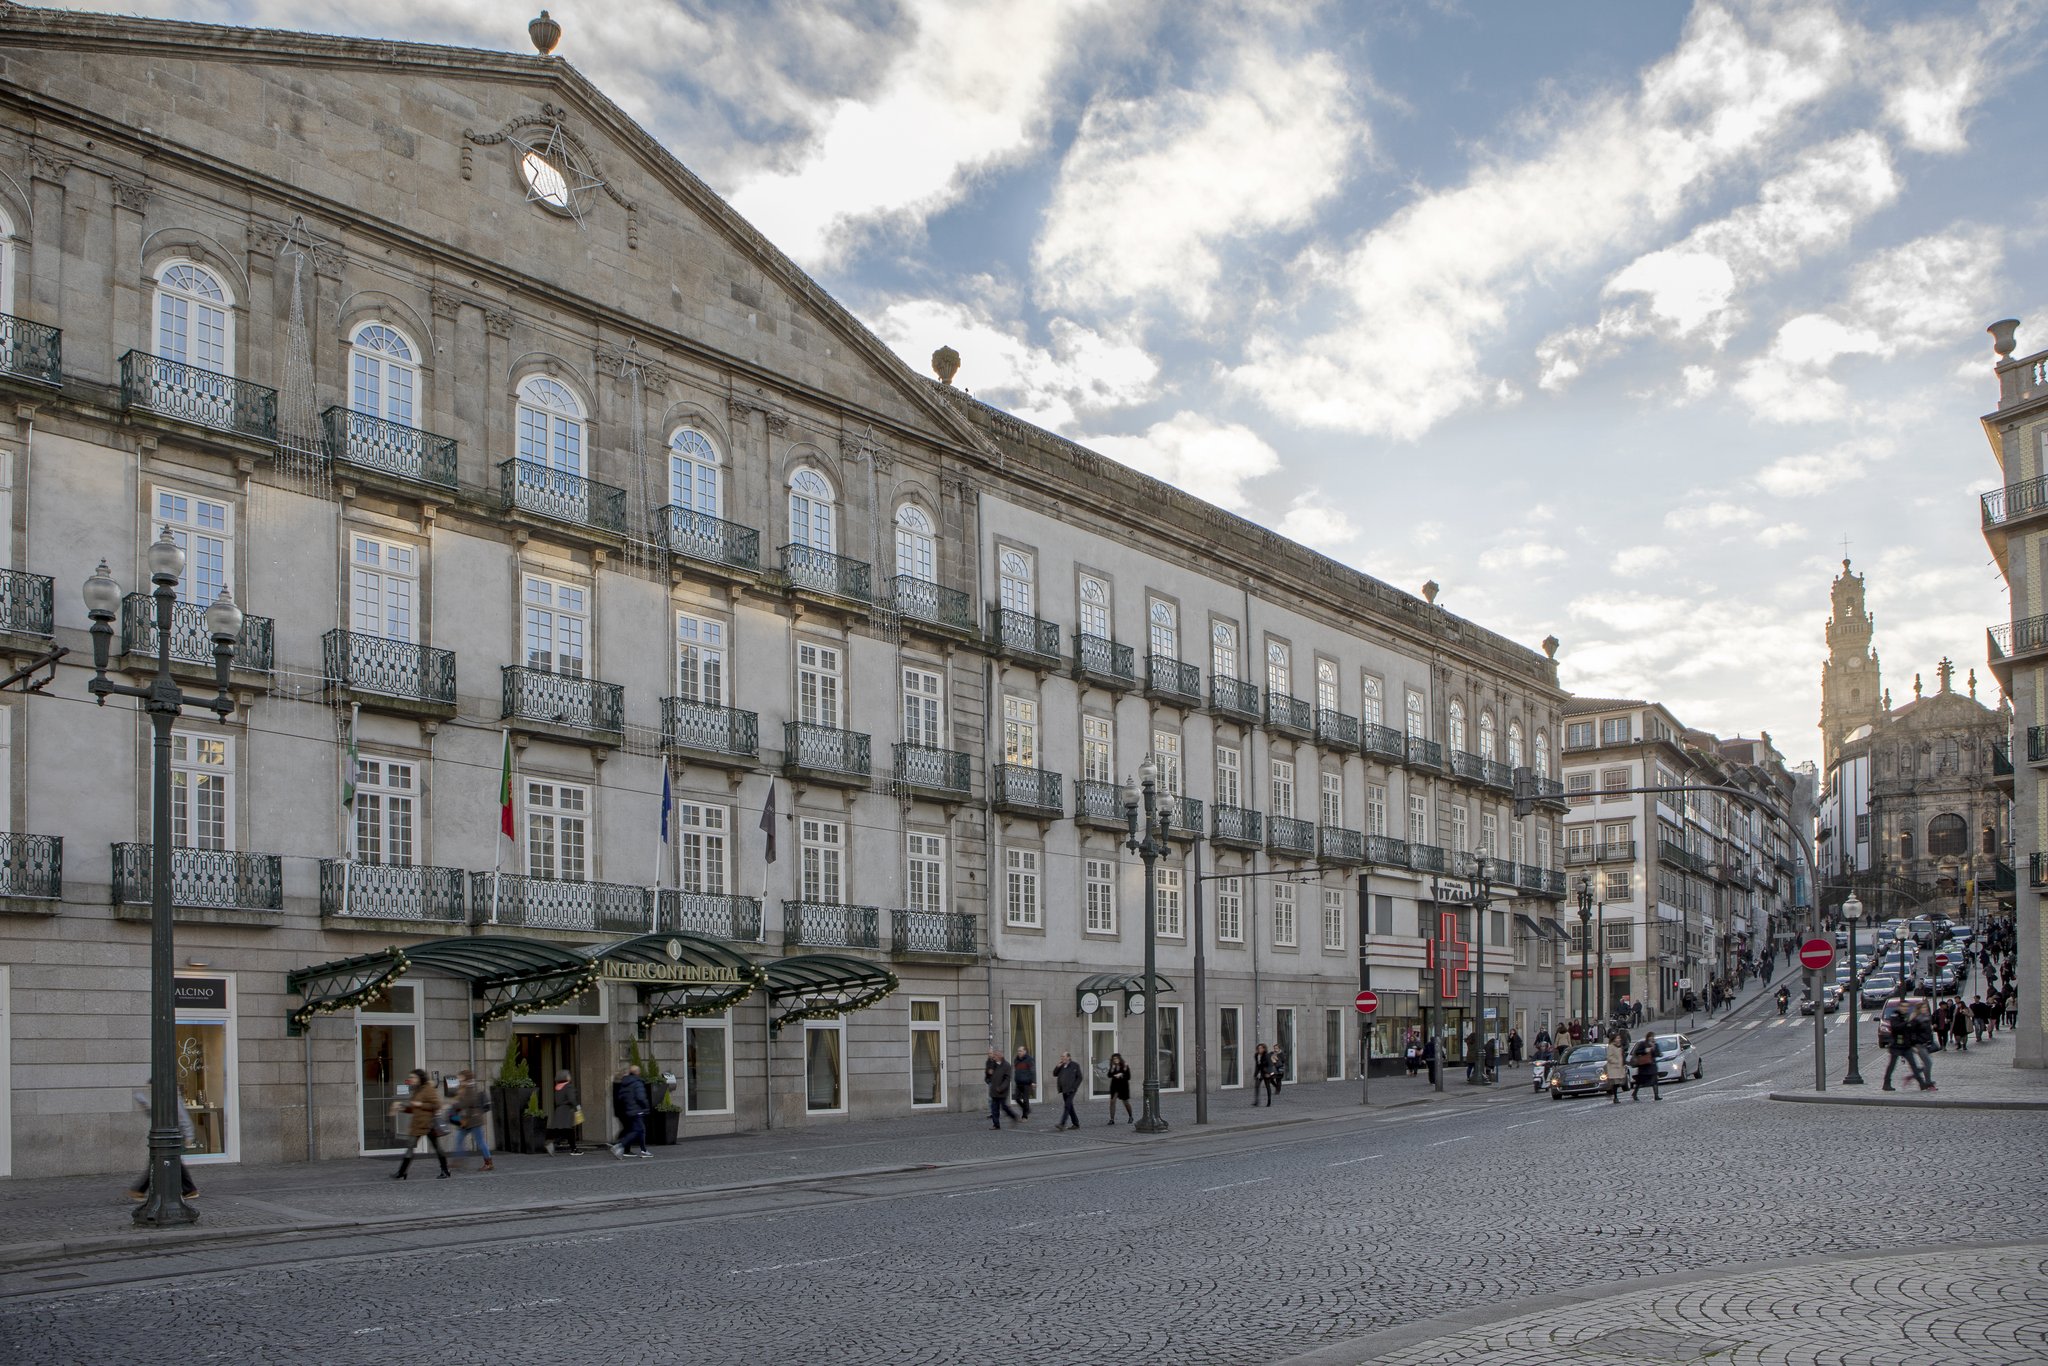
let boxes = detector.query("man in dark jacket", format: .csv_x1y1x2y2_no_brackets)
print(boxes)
1051,1051,1084,1131
1011,1046,1036,1120
610,1065,651,1158
985,1049,1019,1129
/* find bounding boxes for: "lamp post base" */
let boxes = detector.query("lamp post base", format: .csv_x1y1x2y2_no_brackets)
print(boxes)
132,1135,198,1228
1133,1084,1169,1133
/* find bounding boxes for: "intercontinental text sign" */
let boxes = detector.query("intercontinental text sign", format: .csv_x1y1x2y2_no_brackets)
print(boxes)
598,961,748,984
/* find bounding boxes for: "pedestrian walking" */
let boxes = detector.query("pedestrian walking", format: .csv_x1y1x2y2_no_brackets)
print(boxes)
1946,1003,1969,1053
1106,1051,1133,1123
127,1087,199,1201
985,1048,1020,1129
545,1069,583,1154
1630,999,1644,1029
1604,1034,1625,1104
1420,1036,1437,1085
1251,1043,1274,1105
1268,1045,1288,1099
1882,1005,1932,1092
1970,995,1992,1042
2005,988,2020,1031
1505,1028,1523,1069
1011,1045,1036,1120
1482,1033,1498,1083
1404,1032,1421,1077
392,1069,450,1180
448,1068,494,1171
1052,1051,1084,1131
609,1064,651,1158
1629,1031,1661,1101
1464,1029,1480,1082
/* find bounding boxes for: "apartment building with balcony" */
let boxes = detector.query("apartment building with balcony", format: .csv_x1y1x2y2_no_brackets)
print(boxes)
0,9,1571,1177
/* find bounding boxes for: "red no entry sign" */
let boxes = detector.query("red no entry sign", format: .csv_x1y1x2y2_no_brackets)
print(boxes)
1799,938,1835,971
1936,952,1950,967
1354,990,1380,1015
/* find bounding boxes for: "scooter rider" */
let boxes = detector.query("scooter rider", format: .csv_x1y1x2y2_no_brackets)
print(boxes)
1776,985,1789,1017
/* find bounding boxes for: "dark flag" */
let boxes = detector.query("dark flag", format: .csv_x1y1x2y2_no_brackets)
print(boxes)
759,782,777,864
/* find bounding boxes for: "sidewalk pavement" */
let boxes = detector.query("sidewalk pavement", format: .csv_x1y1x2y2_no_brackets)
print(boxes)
1769,1011,2048,1110
0,1072,1470,1271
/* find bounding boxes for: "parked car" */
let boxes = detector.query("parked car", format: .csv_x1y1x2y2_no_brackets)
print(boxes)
1860,975,1900,1008
1875,997,1932,1049
1930,967,1964,997
1547,1044,1619,1101
1653,1034,1701,1082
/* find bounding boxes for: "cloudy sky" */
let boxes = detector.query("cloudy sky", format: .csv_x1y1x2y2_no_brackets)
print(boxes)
88,0,2046,766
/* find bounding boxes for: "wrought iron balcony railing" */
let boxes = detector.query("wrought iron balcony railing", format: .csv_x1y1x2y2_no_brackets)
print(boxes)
1982,474,2048,529
1316,708,1358,750
1450,852,1479,878
1519,862,1549,891
781,543,873,603
1211,675,1259,721
1481,758,1514,790
1164,794,1203,838
0,832,61,899
1448,748,1487,783
319,860,466,923
659,505,761,571
499,459,629,536
891,575,973,631
891,908,978,957
321,406,457,489
993,764,1064,816
1477,857,1516,883
1212,803,1264,848
1365,834,1409,866
1075,779,1125,827
992,607,1062,663
1407,842,1447,874
0,568,54,636
1267,814,1316,857
661,698,759,759
1565,846,1598,866
121,593,272,672
324,629,456,707
1074,633,1137,688
1362,723,1406,761
1319,826,1365,864
657,890,764,942
1992,739,2013,775
784,900,882,950
2029,727,2048,764
1266,692,1313,735
895,743,972,797
1542,869,1567,898
1406,736,1443,770
0,312,61,386
113,844,281,912
784,722,871,780
1533,775,1569,806
502,664,624,738
1594,841,1636,862
120,350,277,441
470,872,652,933
1145,654,1202,704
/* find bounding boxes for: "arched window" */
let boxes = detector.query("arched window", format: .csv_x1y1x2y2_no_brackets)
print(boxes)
1479,711,1497,761
895,504,935,582
1448,699,1466,752
1266,642,1290,698
1927,813,1967,858
1533,731,1550,777
668,427,721,515
788,467,836,551
1361,675,1383,727
1149,599,1178,658
1507,720,1524,769
349,323,418,425
155,261,233,373
516,376,584,475
1899,831,1914,862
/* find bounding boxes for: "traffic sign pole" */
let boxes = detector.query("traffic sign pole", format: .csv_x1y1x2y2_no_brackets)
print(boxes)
1354,990,1378,1108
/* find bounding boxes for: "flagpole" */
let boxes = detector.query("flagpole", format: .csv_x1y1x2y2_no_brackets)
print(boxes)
340,703,359,921
493,728,511,926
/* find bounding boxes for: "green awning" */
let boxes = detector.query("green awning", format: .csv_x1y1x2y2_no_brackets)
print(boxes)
764,953,899,1035
1075,971,1175,1015
579,932,766,1037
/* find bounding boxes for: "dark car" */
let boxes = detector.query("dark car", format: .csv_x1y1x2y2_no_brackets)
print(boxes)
1548,1043,1618,1101
1876,997,1933,1049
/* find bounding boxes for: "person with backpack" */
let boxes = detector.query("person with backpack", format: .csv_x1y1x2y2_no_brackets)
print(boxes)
1629,1031,1661,1101
609,1064,651,1159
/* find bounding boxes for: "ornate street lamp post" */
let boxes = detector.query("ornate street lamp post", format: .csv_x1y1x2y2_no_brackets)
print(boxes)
84,530,243,1227
1840,892,1866,1085
1576,876,1594,1034
1122,756,1173,1134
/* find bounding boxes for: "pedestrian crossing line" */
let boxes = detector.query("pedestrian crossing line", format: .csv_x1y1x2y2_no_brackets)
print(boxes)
1744,1021,1763,1029
1326,1153,1382,1167
1200,1176,1273,1193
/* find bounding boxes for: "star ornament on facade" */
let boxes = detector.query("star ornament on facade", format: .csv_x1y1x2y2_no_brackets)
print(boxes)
511,123,604,227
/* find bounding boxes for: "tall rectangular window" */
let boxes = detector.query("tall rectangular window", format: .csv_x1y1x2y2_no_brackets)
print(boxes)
1408,792,1427,845
1450,804,1468,855
1604,869,1632,900
675,803,728,894
171,731,231,851
1481,811,1498,857
1320,772,1343,826
1405,690,1426,739
1082,716,1114,784
1316,659,1339,712
1601,716,1632,744
1003,696,1038,767
1321,888,1345,951
1078,575,1110,639
997,547,1036,614
797,643,843,727
800,817,843,903
1006,848,1042,927
1361,675,1384,727
1215,745,1242,806
1148,598,1179,659
1265,641,1291,698
1211,621,1239,681
909,999,944,1108
155,488,232,607
1156,866,1184,937
1216,876,1243,942
524,780,587,881
675,613,726,704
1084,857,1116,934
1270,758,1295,816
1373,893,1394,936
350,536,416,642
352,756,415,867
1153,730,1183,794
902,668,944,748
1367,784,1388,837
1273,883,1297,947
523,576,586,677
906,833,944,913
1324,1008,1344,1082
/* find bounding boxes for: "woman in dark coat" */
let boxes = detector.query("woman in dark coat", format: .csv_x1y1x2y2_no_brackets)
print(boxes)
393,1069,450,1179
545,1069,582,1155
1011,1047,1036,1120
1105,1052,1133,1124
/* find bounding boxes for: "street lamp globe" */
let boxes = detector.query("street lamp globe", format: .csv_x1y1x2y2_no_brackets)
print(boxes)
1840,893,1864,924
146,527,186,581
203,587,243,644
1120,775,1140,813
1138,754,1158,790
82,560,122,620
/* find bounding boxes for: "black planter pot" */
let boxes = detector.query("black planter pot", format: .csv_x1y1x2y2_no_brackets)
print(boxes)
520,1112,549,1153
491,1084,537,1153
647,1109,681,1145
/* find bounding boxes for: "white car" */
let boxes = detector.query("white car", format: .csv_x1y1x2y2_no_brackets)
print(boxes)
1653,1033,1701,1082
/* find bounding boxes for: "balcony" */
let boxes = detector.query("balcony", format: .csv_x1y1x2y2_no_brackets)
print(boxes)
1598,840,1637,862
1365,834,1409,867
1361,723,1406,762
656,890,763,942
323,629,456,713
1319,826,1365,865
1075,779,1127,831
1657,839,1708,875
499,459,629,537
891,575,973,633
318,861,466,924
1315,708,1358,750
1145,654,1202,707
783,721,871,785
1211,804,1264,850
1267,814,1316,858
120,350,277,442
1074,633,1138,690
470,872,651,934
661,698,759,764
1478,857,1516,884
1532,775,1569,810
122,593,272,674
1565,846,1598,867
781,542,872,605
113,844,281,914
321,406,457,489
502,665,624,742
1266,692,1313,737
1407,842,1447,874
661,505,762,573
0,312,61,387
1211,675,1260,722
1448,748,1487,783
891,908,979,958
895,743,972,800
1543,869,1567,898
2030,727,2048,764
1406,737,1442,770
1993,739,2014,787
0,569,53,638
1982,474,2048,571
0,832,61,902
1164,794,1203,838
1519,863,1549,892
784,901,882,950
1988,614,2048,692
1481,758,1514,790
991,607,1062,666
993,764,1064,817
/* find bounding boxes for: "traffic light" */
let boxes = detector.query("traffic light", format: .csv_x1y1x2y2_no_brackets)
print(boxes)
1512,766,1536,819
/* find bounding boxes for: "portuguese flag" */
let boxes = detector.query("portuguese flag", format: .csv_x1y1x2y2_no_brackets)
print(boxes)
498,730,515,840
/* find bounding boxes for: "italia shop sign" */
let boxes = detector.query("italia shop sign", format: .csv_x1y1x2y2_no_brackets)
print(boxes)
1430,878,1480,904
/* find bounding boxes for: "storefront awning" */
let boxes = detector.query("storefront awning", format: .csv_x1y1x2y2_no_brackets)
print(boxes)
1514,912,1544,938
576,933,766,1038
1549,921,1575,942
764,954,899,1035
1075,971,1176,1015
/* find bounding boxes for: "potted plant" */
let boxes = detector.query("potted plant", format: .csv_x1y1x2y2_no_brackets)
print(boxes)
634,1041,681,1144
520,1087,548,1153
491,1048,535,1153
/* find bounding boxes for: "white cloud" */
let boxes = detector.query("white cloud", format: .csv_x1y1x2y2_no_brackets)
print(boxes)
1477,540,1566,573
1663,501,1760,533
1035,42,1360,318
1275,491,1361,553
1755,522,1805,547
1610,545,1674,575
1870,0,2030,153
869,296,1158,429
1082,412,1281,512
1680,365,1719,401
1750,438,1893,497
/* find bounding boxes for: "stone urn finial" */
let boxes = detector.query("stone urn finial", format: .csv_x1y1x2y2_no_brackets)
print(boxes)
931,345,960,385
529,10,562,55
1542,634,1559,660
1422,579,1439,605
1989,318,2020,359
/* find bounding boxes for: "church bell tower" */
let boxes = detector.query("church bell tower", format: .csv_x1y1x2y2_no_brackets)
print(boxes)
1820,558,1882,773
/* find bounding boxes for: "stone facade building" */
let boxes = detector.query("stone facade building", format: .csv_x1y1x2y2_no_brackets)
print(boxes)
0,7,1569,1178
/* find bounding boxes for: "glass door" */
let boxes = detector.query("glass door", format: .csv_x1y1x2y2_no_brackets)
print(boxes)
1324,1008,1344,1081
909,999,944,1107
355,984,419,1154
1007,1001,1040,1100
804,1021,844,1113
1274,1007,1296,1082
1155,1004,1181,1090
1218,1006,1241,1088
1089,1006,1117,1098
